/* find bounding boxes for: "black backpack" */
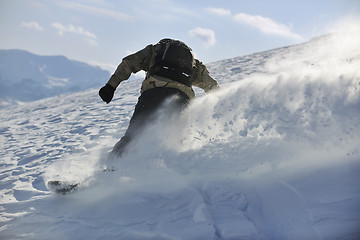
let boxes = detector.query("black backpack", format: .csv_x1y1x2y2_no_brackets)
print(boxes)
149,39,194,87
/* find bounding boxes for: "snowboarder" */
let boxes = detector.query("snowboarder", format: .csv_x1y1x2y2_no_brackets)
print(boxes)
99,38,219,157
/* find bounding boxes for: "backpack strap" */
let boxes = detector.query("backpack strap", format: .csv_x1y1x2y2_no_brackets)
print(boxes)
161,42,171,60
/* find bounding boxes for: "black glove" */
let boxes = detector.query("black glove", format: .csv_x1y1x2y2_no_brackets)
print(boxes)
99,84,115,104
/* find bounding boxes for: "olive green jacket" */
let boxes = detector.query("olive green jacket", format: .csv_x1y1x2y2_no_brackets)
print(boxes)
107,44,219,99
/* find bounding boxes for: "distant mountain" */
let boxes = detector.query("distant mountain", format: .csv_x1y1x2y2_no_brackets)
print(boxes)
0,49,110,106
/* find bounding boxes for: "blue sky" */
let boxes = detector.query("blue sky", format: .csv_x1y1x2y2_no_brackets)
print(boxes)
1,0,359,72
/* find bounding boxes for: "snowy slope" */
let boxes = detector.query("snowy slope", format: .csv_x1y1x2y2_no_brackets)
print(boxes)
1,31,360,239
0,49,110,105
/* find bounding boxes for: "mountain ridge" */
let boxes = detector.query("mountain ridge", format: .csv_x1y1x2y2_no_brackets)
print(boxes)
0,49,110,105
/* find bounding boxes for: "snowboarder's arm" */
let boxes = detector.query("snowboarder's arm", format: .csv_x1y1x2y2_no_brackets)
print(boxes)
192,60,219,93
107,44,155,89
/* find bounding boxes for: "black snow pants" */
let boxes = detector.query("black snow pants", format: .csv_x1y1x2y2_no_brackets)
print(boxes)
111,87,190,157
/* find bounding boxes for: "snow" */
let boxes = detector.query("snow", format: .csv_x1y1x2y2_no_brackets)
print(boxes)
1,29,360,239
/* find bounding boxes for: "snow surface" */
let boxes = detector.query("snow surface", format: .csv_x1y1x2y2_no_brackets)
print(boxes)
1,30,360,239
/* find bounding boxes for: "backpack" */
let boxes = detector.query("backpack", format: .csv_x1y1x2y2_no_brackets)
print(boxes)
149,39,194,87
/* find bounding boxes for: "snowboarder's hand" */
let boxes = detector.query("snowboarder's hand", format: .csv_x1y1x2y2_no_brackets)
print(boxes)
99,84,115,104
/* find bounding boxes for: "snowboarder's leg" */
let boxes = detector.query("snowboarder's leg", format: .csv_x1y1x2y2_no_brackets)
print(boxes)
111,88,190,157
111,135,131,157
110,89,160,157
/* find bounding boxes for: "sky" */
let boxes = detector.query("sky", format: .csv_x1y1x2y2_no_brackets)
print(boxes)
1,0,359,72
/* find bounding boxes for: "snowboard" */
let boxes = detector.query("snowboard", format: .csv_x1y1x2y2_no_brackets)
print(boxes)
48,180,79,194
47,167,116,194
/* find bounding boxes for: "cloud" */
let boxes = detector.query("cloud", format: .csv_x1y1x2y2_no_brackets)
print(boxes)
205,7,231,17
58,2,133,21
87,61,117,72
51,22,97,46
233,13,302,40
21,22,44,31
188,27,216,47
